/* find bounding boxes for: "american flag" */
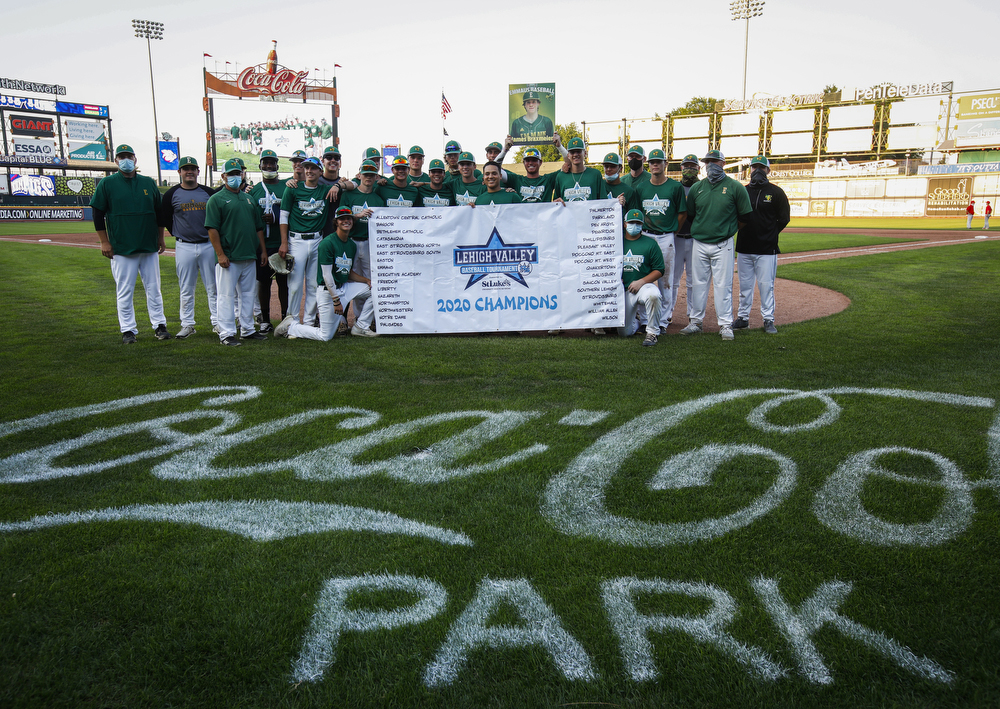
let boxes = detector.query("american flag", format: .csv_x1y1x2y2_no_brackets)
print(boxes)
441,92,452,119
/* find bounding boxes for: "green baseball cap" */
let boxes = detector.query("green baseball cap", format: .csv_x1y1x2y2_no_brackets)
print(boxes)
750,155,770,167
391,156,409,168
301,157,322,170
602,153,622,166
178,156,198,168
626,145,645,158
681,153,700,166
260,149,278,160
234,157,246,169
522,91,542,102
223,158,243,174
323,145,341,156
458,151,475,164
359,160,379,174
408,145,425,156
485,141,503,153
364,147,381,160
648,149,666,162
290,150,307,161
114,144,135,157
567,136,585,151
702,149,726,163
335,206,354,219
444,140,462,154
523,147,542,161
428,158,446,171
625,209,644,223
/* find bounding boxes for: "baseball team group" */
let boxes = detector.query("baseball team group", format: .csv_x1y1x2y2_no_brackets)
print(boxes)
91,135,789,347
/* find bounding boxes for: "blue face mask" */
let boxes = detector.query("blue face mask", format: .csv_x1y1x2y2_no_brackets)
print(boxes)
625,223,643,236
227,175,242,190
118,158,135,173
706,163,725,183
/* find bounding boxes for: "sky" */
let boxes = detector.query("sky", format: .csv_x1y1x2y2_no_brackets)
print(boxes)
3,0,996,177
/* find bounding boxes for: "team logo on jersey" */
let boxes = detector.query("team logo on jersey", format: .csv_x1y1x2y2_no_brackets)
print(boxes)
623,249,645,273
563,182,591,202
351,202,370,222
642,194,671,214
423,194,451,206
298,198,324,216
334,253,353,275
520,185,545,201
764,194,773,202
386,194,414,207
453,228,538,289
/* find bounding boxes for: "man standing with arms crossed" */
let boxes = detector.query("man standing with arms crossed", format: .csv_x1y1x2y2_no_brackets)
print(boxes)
632,148,686,327
162,156,217,339
249,149,288,332
680,150,753,341
205,159,268,347
733,155,789,335
92,144,171,344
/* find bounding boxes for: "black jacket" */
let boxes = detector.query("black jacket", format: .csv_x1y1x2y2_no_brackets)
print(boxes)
735,179,790,255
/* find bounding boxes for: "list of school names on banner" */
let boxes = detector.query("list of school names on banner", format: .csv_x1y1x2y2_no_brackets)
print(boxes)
370,201,624,334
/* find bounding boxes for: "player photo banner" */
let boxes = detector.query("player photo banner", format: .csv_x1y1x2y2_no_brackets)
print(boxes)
508,83,556,146
371,200,624,334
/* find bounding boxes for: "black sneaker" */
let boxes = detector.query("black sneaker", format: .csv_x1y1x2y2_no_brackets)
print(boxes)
221,336,243,347
154,324,173,340
259,322,274,334
636,324,647,336
242,331,268,341
122,331,137,345
732,318,749,330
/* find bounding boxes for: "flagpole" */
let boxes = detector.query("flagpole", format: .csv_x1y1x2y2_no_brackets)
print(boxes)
442,86,445,154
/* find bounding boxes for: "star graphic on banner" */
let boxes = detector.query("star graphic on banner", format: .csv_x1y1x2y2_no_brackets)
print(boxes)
455,228,536,289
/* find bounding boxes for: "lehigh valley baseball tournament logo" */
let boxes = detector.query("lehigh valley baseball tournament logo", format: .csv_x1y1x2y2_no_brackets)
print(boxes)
453,228,538,289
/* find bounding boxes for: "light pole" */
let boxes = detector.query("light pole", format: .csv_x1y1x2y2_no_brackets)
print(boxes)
730,0,764,103
132,19,164,185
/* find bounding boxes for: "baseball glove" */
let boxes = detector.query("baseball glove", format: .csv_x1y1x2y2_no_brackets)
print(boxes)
268,252,294,275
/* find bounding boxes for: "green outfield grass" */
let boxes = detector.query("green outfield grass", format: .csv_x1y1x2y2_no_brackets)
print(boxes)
788,216,984,230
0,221,95,236
779,232,918,253
217,141,299,174
2,240,1000,708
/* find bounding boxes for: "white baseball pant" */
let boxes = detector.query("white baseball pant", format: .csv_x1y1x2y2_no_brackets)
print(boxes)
618,283,662,337
174,240,218,328
689,237,735,328
669,235,694,322
736,253,777,321
110,252,165,334
215,260,257,340
287,233,321,323
288,281,374,340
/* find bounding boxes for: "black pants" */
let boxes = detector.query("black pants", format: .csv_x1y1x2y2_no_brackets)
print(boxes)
257,247,289,322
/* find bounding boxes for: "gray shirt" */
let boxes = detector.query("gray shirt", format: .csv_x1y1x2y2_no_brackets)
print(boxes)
161,184,215,243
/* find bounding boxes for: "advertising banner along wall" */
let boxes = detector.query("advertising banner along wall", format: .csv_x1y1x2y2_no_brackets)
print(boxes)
371,201,623,334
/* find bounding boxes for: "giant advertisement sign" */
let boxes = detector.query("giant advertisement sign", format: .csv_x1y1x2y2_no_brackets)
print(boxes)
370,201,624,334
10,114,56,137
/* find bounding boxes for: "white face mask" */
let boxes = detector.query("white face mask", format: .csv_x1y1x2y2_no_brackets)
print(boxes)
604,168,620,181
262,170,278,179
625,223,643,236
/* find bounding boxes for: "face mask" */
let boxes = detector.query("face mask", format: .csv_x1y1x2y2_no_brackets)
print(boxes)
681,168,699,186
625,223,643,236
118,158,135,173
227,175,242,189
628,157,644,172
262,170,279,179
706,163,725,183
604,168,620,181
750,168,769,185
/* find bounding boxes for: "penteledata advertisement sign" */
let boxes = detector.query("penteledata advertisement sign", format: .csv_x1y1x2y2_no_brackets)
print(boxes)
508,83,556,145
370,201,623,334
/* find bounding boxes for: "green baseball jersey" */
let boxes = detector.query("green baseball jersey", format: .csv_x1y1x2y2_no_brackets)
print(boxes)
321,123,333,139
317,233,357,288
505,172,554,203
551,167,607,202
510,114,554,143
621,235,665,288
418,183,456,207
248,180,286,249
686,176,753,244
445,169,482,185
230,125,239,138
376,181,423,208
606,180,639,214
475,190,523,205
280,183,332,234
405,172,430,184
338,189,385,241
240,127,250,139
451,180,487,206
205,189,264,262
622,170,651,189
91,172,162,256
633,178,687,234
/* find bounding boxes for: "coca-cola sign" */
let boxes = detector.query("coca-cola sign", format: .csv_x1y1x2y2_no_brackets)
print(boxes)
236,66,308,96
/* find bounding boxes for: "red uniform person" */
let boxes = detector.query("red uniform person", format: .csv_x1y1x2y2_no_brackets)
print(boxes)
985,200,992,229
966,200,975,229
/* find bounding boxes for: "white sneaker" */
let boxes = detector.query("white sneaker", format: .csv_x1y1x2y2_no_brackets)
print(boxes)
175,325,196,339
212,323,221,334
720,326,735,340
679,322,702,335
274,314,296,338
351,324,378,338
592,328,606,335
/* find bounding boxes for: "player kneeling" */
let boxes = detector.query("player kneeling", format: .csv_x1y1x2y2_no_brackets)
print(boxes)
274,208,377,340
619,210,665,347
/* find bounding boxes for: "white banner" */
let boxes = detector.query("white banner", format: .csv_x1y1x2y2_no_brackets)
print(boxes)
65,119,105,142
260,129,304,157
371,200,624,334
13,137,58,159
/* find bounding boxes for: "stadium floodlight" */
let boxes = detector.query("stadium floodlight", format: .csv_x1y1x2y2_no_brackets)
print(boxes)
730,0,765,102
132,20,165,185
